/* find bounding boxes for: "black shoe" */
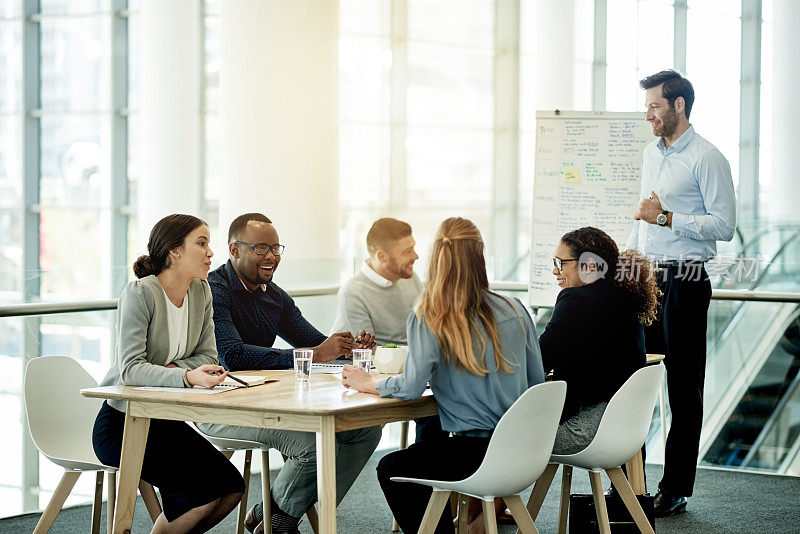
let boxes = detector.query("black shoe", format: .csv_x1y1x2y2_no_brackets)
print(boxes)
270,495,302,534
653,490,687,517
244,502,263,534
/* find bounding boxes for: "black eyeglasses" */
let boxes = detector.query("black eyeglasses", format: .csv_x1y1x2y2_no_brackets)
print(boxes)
553,257,578,272
235,242,285,256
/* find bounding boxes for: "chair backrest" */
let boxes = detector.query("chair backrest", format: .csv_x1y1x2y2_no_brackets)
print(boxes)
24,356,105,467
459,380,567,497
575,363,665,468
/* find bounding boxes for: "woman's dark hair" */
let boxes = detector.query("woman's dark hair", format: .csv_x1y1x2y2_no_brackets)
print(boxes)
560,226,659,325
132,214,207,278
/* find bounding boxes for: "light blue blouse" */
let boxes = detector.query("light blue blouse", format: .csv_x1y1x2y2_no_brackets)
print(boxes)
376,292,545,433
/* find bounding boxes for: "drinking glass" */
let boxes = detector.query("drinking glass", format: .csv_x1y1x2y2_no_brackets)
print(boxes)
351,348,373,373
293,348,313,381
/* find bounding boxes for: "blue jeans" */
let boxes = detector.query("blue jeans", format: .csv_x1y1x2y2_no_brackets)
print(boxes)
197,422,382,517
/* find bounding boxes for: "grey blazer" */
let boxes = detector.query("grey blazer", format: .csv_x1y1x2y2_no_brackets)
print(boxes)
101,275,219,412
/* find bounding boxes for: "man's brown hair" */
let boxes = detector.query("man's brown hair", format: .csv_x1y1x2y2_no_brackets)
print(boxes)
366,218,412,256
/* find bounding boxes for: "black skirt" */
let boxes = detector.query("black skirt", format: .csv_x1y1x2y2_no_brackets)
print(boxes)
93,401,245,522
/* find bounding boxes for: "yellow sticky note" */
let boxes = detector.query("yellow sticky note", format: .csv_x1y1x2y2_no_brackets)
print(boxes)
563,167,580,183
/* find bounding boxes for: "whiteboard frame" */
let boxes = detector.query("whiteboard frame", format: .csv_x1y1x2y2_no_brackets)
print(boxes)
528,109,651,309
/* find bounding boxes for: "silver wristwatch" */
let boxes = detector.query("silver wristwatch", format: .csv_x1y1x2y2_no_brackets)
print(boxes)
656,210,670,226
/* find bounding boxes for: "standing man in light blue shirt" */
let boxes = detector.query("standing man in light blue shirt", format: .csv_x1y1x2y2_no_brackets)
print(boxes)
628,70,736,517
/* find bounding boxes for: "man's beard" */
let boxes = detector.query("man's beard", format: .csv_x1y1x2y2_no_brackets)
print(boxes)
657,107,679,138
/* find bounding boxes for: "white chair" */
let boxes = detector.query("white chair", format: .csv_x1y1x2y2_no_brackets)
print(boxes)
24,356,162,534
198,434,319,534
390,381,567,534
525,364,665,534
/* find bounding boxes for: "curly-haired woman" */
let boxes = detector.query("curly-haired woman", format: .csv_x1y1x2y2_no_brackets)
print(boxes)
542,226,659,454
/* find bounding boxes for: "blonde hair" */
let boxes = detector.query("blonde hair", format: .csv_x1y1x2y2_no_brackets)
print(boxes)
417,217,515,376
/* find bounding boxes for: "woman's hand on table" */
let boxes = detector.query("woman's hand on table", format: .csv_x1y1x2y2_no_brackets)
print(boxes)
186,364,228,388
341,365,380,395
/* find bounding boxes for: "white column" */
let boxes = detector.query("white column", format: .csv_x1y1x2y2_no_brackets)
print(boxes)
137,0,202,248
770,0,800,223
218,0,339,285
533,0,575,110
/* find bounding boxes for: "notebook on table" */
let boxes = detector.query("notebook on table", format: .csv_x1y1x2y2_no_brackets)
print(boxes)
311,359,352,374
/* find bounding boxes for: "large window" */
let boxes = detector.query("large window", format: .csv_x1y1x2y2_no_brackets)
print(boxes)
0,0,783,519
0,0,126,516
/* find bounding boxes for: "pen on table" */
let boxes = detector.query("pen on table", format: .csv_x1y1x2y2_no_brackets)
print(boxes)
225,373,249,387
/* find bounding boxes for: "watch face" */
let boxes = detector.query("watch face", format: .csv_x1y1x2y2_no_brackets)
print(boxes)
657,213,667,226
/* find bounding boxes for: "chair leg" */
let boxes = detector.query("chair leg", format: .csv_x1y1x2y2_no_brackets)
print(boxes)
91,471,104,534
221,449,235,460
481,498,500,534
557,465,572,534
400,420,410,449
393,421,410,532
236,450,253,534
624,450,646,495
262,450,272,534
503,494,539,534
138,480,162,522
525,462,558,522
455,494,469,534
107,471,116,534
606,467,655,534
418,490,452,534
32,470,82,534
588,471,611,534
306,503,320,534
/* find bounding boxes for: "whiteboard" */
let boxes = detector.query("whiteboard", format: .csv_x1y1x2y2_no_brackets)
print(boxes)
528,111,653,308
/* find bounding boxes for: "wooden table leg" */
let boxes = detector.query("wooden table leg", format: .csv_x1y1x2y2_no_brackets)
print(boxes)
113,406,150,534
316,416,337,534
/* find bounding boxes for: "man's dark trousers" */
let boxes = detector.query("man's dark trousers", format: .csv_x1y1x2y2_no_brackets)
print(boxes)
645,261,712,497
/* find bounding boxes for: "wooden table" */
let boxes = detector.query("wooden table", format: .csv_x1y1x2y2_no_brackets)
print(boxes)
81,370,438,534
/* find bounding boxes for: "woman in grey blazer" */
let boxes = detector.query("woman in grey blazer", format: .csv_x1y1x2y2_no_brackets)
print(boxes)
93,214,244,534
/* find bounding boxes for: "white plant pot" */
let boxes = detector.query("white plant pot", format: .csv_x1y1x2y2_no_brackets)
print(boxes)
374,346,408,374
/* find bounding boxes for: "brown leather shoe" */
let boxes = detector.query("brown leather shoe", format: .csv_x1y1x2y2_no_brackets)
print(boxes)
497,509,516,524
245,505,264,534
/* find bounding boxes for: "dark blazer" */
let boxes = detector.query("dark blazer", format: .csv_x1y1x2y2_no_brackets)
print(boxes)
539,278,645,422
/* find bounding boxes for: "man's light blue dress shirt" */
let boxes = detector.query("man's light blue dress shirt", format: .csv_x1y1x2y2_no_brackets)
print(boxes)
375,293,545,433
627,125,736,261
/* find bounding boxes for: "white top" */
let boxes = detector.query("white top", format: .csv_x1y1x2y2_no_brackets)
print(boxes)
162,287,189,366
360,261,393,288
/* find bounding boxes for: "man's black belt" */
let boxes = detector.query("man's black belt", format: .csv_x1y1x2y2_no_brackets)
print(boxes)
451,429,493,438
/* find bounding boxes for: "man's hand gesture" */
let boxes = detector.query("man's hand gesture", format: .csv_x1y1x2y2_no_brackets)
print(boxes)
634,190,663,225
313,332,355,363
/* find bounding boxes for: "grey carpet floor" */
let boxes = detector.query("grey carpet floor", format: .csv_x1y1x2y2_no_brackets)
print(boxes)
4,449,799,533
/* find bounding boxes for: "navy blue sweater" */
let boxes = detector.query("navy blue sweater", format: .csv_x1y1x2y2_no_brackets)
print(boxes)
208,260,327,371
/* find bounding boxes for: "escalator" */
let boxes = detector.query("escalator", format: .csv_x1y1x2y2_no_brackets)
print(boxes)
701,309,800,470
692,225,800,473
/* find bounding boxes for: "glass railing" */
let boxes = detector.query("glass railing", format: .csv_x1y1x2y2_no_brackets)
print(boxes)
2,274,800,518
